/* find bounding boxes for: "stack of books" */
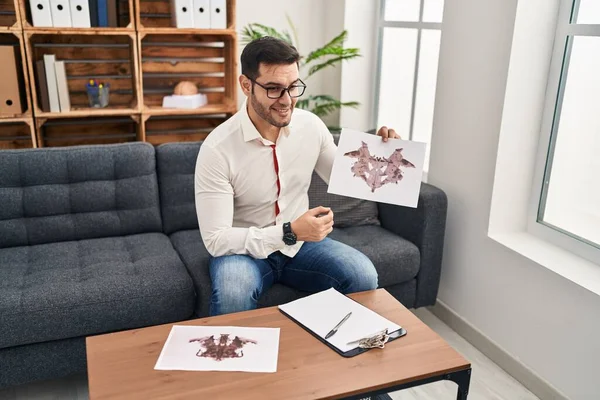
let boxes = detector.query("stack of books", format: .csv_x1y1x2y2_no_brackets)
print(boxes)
36,54,71,113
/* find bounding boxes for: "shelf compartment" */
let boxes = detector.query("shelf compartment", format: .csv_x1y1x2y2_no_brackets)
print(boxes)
20,0,134,30
0,0,19,30
25,32,141,117
0,118,36,149
0,31,33,119
136,0,235,30
141,113,228,144
35,115,141,147
139,32,237,113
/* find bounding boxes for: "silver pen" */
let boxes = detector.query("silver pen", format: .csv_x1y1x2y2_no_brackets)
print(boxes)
325,312,352,339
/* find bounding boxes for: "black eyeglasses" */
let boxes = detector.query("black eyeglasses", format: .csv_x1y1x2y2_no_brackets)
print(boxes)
249,78,307,99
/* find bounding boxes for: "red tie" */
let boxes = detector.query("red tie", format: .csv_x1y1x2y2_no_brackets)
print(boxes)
271,145,281,217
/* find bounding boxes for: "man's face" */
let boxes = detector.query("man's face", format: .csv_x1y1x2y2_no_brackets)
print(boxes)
246,63,300,128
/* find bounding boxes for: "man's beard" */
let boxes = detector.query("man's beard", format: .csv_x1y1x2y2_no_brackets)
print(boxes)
250,95,292,128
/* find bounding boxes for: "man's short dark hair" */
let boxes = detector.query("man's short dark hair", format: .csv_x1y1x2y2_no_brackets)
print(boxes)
241,36,301,80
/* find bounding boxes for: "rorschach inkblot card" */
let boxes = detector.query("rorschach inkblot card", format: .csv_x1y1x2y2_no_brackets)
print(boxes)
328,128,427,208
154,326,280,373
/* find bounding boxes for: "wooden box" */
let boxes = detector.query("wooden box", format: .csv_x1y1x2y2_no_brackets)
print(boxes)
0,118,36,149
0,0,18,30
136,0,235,30
20,0,135,30
141,113,228,144
25,31,141,118
139,32,237,116
35,115,141,147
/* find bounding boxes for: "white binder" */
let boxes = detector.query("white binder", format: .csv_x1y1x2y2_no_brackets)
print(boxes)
30,0,54,27
193,0,210,29
171,0,194,28
68,0,91,27
43,54,60,113
210,0,226,29
50,0,72,27
54,61,71,112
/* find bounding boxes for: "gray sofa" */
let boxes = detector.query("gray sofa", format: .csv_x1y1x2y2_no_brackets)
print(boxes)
0,141,447,388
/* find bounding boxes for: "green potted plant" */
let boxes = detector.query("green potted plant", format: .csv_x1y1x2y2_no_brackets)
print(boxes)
241,20,362,131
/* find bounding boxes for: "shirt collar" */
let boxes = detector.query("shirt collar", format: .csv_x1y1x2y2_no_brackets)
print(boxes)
239,99,293,143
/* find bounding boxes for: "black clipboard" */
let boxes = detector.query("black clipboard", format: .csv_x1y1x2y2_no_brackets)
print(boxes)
279,308,407,358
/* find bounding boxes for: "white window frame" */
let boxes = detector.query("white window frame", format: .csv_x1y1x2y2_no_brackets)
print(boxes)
528,0,600,265
373,0,442,140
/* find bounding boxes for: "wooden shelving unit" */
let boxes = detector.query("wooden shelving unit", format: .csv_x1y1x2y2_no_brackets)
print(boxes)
0,0,237,149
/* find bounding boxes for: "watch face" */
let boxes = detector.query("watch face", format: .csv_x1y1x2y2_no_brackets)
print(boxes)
283,232,297,245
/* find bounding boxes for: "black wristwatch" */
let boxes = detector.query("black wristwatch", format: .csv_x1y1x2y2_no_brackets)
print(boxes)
282,222,297,245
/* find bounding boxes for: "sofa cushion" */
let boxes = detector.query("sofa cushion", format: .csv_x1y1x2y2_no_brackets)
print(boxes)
308,171,381,228
169,229,211,316
170,225,419,317
328,225,420,287
0,143,162,248
156,142,201,235
308,133,380,228
0,233,195,349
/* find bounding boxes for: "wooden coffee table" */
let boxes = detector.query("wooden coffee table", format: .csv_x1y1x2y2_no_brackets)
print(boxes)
86,289,471,399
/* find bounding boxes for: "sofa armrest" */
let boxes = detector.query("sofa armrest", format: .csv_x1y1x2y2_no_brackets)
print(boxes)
377,182,448,307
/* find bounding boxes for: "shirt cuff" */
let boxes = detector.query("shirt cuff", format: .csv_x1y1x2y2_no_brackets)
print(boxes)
262,224,287,256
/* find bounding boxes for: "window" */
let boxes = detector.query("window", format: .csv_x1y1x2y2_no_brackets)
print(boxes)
530,0,600,262
374,0,444,171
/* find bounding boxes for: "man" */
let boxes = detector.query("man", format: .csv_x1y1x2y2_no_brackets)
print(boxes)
195,36,401,316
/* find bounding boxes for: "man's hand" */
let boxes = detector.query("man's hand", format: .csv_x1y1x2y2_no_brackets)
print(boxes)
376,126,402,142
290,206,334,242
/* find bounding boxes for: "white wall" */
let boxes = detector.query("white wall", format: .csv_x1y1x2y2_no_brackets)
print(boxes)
235,0,345,128
339,0,379,131
429,0,600,398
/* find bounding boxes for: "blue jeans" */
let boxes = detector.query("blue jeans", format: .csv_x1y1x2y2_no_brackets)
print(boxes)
208,238,378,316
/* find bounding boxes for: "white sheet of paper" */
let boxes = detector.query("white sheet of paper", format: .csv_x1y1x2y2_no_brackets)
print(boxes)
154,326,280,373
328,128,427,208
278,288,401,353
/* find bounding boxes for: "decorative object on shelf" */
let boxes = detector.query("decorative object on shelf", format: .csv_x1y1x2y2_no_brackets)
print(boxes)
162,80,207,109
86,79,110,108
174,80,199,95
241,19,361,131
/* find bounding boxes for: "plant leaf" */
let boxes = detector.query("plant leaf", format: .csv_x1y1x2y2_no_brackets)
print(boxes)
297,95,360,117
304,31,349,64
285,14,300,48
240,23,292,45
307,51,361,76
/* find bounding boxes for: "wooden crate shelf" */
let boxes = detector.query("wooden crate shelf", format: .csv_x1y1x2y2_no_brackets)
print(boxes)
0,0,20,30
35,115,140,147
0,31,33,119
136,0,235,30
25,32,141,116
0,0,238,149
0,118,36,149
141,113,229,145
139,32,237,114
20,0,134,30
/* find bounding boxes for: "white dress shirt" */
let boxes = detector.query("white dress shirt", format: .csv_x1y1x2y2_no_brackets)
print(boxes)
194,100,337,259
